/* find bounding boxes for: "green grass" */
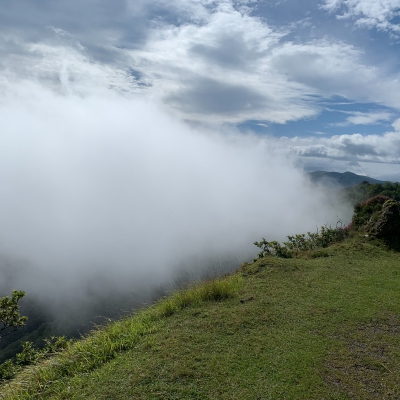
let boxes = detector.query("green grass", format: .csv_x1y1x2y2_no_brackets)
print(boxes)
2,235,400,399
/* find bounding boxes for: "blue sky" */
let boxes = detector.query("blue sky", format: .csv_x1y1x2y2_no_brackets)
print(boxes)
1,0,400,179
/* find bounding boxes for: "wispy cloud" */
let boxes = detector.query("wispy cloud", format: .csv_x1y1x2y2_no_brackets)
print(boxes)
1,0,400,128
322,0,400,35
330,110,394,126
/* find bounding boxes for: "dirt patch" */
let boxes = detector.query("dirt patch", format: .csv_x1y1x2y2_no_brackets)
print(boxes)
323,316,400,399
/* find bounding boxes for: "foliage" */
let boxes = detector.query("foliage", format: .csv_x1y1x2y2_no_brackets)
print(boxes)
3,236,400,399
0,335,71,380
368,198,400,248
0,336,71,380
253,223,348,259
0,290,27,340
0,275,242,392
0,360,17,380
352,195,391,228
367,181,400,201
344,181,400,205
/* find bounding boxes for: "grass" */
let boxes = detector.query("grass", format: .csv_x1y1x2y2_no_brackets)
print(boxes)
2,234,400,399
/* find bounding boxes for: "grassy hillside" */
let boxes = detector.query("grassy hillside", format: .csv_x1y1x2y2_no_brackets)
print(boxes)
1,232,400,399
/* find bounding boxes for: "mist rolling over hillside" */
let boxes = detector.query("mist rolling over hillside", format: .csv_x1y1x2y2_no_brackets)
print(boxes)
0,81,352,331
2,1,400,396
9,0,400,344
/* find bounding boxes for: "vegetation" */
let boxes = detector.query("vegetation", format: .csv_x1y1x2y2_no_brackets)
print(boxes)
1,234,400,399
0,291,27,340
344,181,400,205
309,170,385,187
0,336,71,380
0,276,242,396
254,223,348,259
352,195,392,228
1,197,400,399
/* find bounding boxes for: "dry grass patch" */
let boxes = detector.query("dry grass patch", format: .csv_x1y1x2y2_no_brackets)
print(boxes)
324,315,400,399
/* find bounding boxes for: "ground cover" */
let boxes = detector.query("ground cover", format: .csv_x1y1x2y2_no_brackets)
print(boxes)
1,234,400,399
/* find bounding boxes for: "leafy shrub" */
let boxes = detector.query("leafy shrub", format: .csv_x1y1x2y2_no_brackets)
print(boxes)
43,335,70,354
368,199,400,247
352,195,391,227
0,336,71,380
0,290,27,340
0,359,17,380
254,223,348,260
16,341,39,366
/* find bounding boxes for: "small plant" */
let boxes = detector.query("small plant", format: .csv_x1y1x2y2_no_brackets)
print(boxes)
0,336,71,380
16,341,40,366
42,335,70,354
0,359,17,380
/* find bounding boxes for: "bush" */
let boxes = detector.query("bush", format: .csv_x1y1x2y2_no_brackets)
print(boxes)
0,290,27,340
254,223,348,260
0,359,17,380
352,195,391,227
0,336,71,380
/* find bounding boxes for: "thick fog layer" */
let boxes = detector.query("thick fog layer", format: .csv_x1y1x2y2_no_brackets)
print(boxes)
0,83,351,316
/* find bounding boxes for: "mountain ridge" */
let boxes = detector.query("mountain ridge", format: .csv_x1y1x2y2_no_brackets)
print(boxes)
308,170,387,187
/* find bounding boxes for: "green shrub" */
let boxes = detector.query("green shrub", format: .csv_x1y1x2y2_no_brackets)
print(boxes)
0,359,17,380
16,341,39,366
0,290,27,340
254,224,348,260
0,336,71,381
352,195,391,227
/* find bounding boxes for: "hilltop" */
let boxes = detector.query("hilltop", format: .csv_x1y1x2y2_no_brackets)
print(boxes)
1,198,400,399
308,171,386,187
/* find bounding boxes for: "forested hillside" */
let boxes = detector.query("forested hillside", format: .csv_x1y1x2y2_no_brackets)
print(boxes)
343,181,400,205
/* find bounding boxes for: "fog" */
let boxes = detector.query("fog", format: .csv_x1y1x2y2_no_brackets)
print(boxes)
0,81,352,325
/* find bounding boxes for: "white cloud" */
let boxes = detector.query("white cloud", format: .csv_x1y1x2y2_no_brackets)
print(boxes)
344,111,393,125
331,110,394,126
282,130,400,163
0,79,347,310
393,117,400,131
270,39,400,109
0,37,139,98
0,1,321,124
126,5,400,123
1,0,400,128
322,0,400,34
127,3,317,124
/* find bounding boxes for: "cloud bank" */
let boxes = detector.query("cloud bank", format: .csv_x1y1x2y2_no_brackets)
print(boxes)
2,0,400,129
0,77,350,319
286,118,400,164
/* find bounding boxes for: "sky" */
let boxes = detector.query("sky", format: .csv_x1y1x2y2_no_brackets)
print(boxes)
1,0,400,179
0,1,396,318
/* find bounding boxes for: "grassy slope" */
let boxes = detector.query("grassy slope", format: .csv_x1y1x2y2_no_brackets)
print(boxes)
2,235,400,399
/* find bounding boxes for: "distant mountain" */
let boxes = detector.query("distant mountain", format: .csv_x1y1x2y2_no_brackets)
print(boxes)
308,171,386,188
